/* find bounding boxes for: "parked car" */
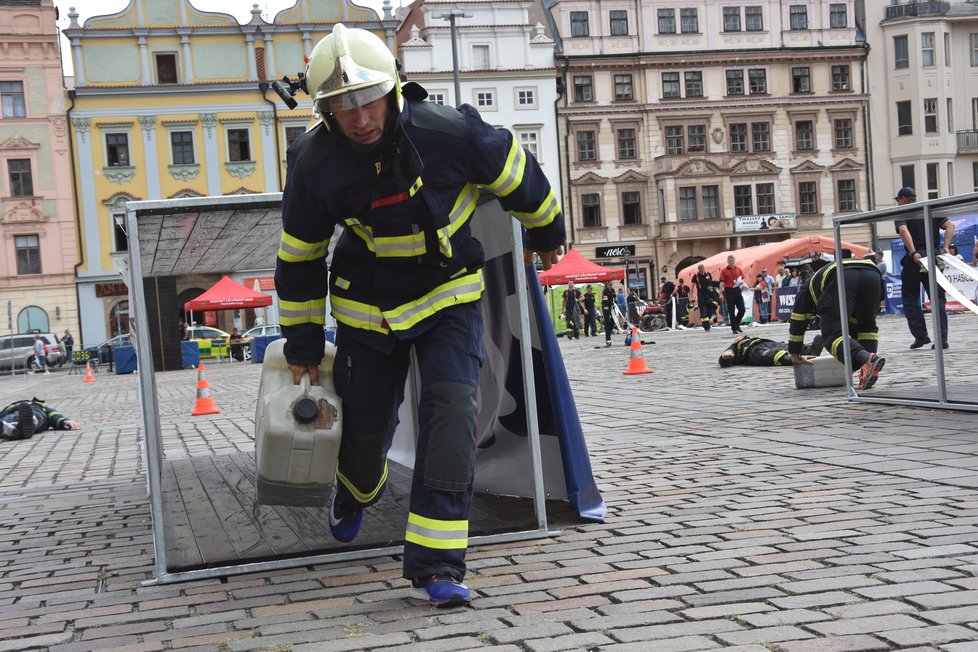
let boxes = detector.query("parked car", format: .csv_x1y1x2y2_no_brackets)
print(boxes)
240,324,281,340
83,334,131,366
0,332,64,371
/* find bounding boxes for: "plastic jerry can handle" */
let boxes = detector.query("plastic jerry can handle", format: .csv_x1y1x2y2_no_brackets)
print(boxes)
293,374,317,424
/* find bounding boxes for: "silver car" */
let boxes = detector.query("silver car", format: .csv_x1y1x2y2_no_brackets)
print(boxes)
0,333,64,371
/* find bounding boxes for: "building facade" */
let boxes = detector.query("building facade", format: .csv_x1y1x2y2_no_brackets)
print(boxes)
64,0,398,346
863,1,978,208
0,0,78,339
549,0,871,296
397,0,562,198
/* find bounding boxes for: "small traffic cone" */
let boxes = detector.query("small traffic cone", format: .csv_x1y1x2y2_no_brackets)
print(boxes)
83,361,96,383
191,363,221,416
623,327,654,375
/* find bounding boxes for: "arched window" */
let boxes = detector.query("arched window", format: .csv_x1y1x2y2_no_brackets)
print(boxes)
17,305,49,332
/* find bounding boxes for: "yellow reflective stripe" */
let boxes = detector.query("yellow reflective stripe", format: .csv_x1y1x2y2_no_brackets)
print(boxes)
335,277,350,290
436,183,480,258
437,229,453,258
790,312,811,321
409,176,423,196
383,271,484,331
813,263,836,302
331,295,390,334
405,512,468,550
278,231,330,263
336,465,387,504
279,298,327,326
829,336,844,357
510,188,560,229
483,138,526,198
858,332,880,341
773,350,787,364
788,333,805,343
375,232,427,257
344,218,375,253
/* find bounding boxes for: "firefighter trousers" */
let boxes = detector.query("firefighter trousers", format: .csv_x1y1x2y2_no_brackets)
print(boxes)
817,267,881,370
332,302,484,581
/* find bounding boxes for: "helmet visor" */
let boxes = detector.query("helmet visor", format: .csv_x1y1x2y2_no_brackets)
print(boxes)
318,79,394,113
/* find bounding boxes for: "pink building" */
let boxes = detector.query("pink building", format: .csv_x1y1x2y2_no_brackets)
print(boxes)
0,0,78,340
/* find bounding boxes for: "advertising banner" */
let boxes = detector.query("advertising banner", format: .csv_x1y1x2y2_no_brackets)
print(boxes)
734,213,797,233
775,286,799,321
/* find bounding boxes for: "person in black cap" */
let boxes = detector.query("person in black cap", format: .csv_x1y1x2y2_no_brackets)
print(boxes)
894,186,955,350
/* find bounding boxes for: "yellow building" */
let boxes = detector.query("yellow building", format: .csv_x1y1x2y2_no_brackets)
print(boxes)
65,0,398,346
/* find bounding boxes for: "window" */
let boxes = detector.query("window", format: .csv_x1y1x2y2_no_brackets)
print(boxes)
837,179,856,212
832,65,850,91
789,5,808,30
570,11,589,37
665,126,684,155
658,8,676,34
834,118,853,148
576,130,596,161
971,34,978,66
795,120,814,150
662,72,680,98
582,193,600,227
945,33,952,67
924,98,938,134
517,89,536,107
947,98,954,133
155,53,178,84
730,123,748,152
894,35,909,69
610,10,628,36
611,74,632,101
791,67,811,93
921,33,935,67
723,7,741,32
830,3,847,28
897,101,912,135
684,71,703,97
757,183,775,214
702,185,719,218
15,234,40,275
285,126,305,145
472,45,490,69
752,122,770,152
0,81,26,118
973,162,978,192
745,6,763,31
105,133,130,167
726,70,745,96
679,187,698,220
112,214,129,252
573,76,593,102
170,131,194,165
227,128,251,162
427,92,446,106
681,8,698,33
948,162,954,195
900,164,915,191
475,90,495,109
519,131,539,158
622,191,641,224
688,125,706,152
617,128,636,159
748,69,767,94
734,185,753,216
7,159,33,197
927,162,939,199
799,180,818,214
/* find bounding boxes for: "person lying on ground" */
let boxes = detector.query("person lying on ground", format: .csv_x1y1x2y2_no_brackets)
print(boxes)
719,335,823,368
0,398,80,441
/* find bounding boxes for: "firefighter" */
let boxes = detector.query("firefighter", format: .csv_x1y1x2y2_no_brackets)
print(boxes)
273,24,565,607
690,263,719,331
718,335,822,368
601,280,616,347
1,398,80,440
788,257,886,390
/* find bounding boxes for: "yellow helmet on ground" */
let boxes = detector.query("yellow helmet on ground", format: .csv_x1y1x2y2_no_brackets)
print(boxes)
305,23,400,115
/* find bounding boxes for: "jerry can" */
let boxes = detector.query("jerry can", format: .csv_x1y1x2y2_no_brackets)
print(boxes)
255,338,342,506
793,355,847,389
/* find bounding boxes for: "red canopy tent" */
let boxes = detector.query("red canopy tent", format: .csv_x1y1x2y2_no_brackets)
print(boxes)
537,248,624,286
184,275,273,311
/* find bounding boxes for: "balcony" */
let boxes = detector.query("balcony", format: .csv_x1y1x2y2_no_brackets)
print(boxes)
883,2,950,20
958,130,978,153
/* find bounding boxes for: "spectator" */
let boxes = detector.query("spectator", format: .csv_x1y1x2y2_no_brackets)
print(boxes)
874,250,887,275
762,268,775,320
62,330,74,361
948,244,963,261
751,274,771,324
179,318,189,341
32,335,49,374
601,280,616,346
616,286,627,317
774,263,787,288
1,398,80,441
626,289,640,326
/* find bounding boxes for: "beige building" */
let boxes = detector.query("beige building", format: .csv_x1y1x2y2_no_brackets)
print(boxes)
549,0,871,296
0,0,78,339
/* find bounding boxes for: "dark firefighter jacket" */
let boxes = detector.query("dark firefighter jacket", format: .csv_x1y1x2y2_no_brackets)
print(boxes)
275,96,565,366
787,258,882,355
0,398,70,435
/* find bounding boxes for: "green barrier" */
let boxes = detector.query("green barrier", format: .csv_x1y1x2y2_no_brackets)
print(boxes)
196,339,228,359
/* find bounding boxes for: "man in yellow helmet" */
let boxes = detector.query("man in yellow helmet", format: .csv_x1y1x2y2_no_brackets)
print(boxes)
274,24,565,607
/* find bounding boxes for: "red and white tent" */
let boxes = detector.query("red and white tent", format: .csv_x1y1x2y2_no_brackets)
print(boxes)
183,275,273,311
537,248,624,286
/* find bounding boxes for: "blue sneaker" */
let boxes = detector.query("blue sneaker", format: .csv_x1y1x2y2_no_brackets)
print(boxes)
327,492,363,543
409,575,472,607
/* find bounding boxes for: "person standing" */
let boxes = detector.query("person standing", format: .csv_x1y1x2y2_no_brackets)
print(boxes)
894,186,954,350
601,280,616,346
562,281,583,339
32,335,49,374
762,268,775,321
719,255,746,333
616,286,627,318
751,274,771,324
62,330,74,361
873,250,887,276
273,24,565,607
691,263,718,331
582,285,597,337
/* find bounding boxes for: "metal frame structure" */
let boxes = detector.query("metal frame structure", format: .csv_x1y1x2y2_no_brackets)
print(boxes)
832,191,978,412
126,194,557,585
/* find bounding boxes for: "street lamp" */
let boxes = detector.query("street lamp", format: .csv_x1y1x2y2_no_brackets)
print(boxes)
434,10,472,108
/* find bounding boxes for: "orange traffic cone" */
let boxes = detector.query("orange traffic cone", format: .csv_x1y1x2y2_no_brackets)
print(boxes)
83,361,95,383
623,327,654,375
191,363,221,416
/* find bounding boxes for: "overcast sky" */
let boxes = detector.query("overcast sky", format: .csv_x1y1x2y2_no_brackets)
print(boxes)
53,0,395,74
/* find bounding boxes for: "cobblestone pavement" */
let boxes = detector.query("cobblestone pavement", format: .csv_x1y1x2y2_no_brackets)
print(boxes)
1,314,977,651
